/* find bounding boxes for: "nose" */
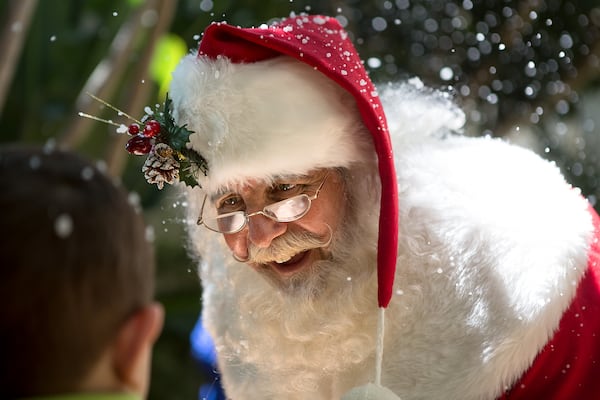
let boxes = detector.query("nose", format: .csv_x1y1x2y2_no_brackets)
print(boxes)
247,213,287,249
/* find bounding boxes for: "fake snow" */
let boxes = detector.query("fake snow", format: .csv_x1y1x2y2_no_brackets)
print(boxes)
367,57,382,69
54,214,73,238
128,192,142,213
80,166,94,181
372,17,388,32
29,156,41,170
439,66,454,81
95,160,108,174
200,0,214,12
145,225,155,243
313,16,326,25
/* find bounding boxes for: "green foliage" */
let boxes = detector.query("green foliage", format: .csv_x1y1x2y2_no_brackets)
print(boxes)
150,34,188,98
127,0,145,7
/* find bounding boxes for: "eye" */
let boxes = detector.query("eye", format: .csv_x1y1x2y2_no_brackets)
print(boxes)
272,182,304,198
216,195,244,214
276,183,297,192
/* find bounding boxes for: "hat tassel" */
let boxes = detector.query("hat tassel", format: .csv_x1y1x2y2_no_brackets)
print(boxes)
341,307,402,399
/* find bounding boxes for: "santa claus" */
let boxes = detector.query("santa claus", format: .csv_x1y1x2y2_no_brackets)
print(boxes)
160,14,600,400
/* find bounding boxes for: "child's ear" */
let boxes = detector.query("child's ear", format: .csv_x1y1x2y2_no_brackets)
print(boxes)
113,302,164,396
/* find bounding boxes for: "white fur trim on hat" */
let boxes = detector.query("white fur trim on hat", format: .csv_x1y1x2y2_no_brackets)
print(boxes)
169,53,375,192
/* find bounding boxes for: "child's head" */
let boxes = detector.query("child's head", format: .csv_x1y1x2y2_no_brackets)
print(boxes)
0,145,163,398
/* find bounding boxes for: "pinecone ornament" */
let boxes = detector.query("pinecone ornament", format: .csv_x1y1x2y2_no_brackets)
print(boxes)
142,143,180,189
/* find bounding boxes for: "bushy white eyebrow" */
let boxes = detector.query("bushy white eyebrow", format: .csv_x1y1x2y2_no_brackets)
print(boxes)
208,171,324,202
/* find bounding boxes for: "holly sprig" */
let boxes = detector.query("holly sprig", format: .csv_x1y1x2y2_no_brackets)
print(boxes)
152,94,209,187
79,92,209,189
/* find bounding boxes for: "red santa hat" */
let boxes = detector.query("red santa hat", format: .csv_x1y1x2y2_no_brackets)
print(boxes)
169,14,399,309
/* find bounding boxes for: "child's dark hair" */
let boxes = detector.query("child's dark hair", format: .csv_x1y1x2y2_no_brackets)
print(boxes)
0,145,155,398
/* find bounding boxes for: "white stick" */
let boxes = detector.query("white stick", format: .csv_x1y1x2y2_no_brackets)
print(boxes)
375,307,385,386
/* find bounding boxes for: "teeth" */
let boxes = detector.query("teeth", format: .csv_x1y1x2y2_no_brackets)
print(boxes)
274,254,293,263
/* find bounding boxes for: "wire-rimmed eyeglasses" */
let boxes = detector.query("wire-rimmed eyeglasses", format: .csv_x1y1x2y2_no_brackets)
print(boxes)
197,173,329,234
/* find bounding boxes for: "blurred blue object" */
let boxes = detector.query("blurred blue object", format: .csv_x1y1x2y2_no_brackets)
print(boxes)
190,316,226,400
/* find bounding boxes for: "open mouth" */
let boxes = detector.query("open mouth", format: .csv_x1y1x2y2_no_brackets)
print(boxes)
269,250,311,276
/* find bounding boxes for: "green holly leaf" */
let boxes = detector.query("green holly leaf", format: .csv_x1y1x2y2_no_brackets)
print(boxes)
169,124,194,151
178,160,200,187
155,94,193,151
153,93,209,188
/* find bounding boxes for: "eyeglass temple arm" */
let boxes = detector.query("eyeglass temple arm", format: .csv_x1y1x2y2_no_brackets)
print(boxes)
311,172,329,199
196,195,208,225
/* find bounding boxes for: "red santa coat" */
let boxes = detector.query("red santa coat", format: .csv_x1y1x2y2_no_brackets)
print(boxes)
500,205,600,399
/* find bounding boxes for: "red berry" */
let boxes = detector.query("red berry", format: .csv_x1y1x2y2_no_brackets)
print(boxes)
143,120,161,137
128,123,140,135
126,135,152,155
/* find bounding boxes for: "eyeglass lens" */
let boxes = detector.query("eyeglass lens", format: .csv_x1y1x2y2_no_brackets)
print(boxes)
204,194,311,233
263,195,311,222
213,212,246,233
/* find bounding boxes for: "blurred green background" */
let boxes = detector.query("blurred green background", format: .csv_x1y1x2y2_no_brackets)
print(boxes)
1,1,599,399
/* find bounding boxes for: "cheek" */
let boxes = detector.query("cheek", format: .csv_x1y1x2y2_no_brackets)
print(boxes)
324,193,346,230
299,194,346,235
223,232,244,252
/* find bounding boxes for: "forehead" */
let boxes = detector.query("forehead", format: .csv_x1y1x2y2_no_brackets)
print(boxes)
208,169,329,200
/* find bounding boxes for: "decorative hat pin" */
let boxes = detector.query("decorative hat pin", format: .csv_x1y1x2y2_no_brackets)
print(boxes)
79,93,208,189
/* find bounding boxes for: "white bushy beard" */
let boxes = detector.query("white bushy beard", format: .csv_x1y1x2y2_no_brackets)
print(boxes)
216,166,383,392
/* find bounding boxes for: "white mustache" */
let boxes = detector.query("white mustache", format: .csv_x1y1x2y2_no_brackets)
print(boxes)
249,226,333,264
